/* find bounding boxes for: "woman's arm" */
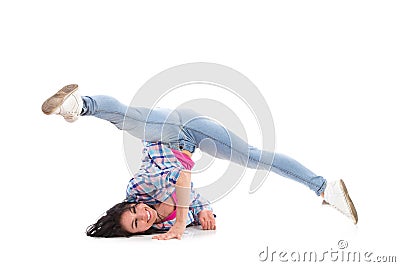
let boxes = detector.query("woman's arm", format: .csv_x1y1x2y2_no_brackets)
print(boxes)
189,191,216,230
152,170,191,240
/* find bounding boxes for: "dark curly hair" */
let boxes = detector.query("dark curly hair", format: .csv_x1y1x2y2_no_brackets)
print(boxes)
86,201,165,238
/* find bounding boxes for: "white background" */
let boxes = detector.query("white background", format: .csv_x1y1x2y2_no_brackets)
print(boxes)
1,1,399,266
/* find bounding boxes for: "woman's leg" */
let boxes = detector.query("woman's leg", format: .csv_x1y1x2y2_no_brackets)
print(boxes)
43,86,356,222
176,108,327,196
82,96,326,195
81,95,185,144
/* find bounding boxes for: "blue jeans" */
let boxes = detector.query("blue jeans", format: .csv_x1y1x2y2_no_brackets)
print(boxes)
81,95,326,196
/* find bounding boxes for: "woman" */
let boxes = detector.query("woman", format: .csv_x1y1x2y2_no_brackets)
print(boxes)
41,84,358,240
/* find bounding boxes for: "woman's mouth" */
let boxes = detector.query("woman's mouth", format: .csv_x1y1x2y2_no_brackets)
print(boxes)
146,210,151,223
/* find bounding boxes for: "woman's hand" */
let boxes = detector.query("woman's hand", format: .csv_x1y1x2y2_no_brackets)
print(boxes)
152,171,192,240
152,222,186,240
198,210,216,230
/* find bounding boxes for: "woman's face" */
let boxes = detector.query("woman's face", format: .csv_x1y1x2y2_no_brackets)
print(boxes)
120,203,158,234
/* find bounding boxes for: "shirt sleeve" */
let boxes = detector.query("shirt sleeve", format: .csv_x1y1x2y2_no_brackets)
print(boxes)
189,189,214,224
164,166,184,185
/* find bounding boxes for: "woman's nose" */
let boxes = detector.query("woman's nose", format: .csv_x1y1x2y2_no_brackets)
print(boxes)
139,209,147,221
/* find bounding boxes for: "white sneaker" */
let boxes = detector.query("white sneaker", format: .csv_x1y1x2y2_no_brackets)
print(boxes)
322,179,358,224
41,84,83,122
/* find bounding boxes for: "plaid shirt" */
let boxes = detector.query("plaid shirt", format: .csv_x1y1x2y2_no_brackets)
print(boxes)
125,141,213,230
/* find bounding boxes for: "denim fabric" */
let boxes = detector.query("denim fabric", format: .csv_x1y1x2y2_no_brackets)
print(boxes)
82,95,326,195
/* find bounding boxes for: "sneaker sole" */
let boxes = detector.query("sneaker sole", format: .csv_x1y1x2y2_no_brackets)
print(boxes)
339,179,358,224
41,84,79,115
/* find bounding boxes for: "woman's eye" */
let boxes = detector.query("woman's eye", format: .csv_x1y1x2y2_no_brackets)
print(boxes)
130,206,136,214
129,207,136,214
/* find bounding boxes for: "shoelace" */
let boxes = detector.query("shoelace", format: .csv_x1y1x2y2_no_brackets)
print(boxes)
62,111,78,119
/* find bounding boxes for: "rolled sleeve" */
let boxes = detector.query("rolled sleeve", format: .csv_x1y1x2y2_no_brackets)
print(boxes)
189,191,214,224
165,166,184,185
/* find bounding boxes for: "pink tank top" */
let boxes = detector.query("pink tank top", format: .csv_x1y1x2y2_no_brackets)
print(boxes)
162,191,178,222
170,149,195,170
162,149,194,222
